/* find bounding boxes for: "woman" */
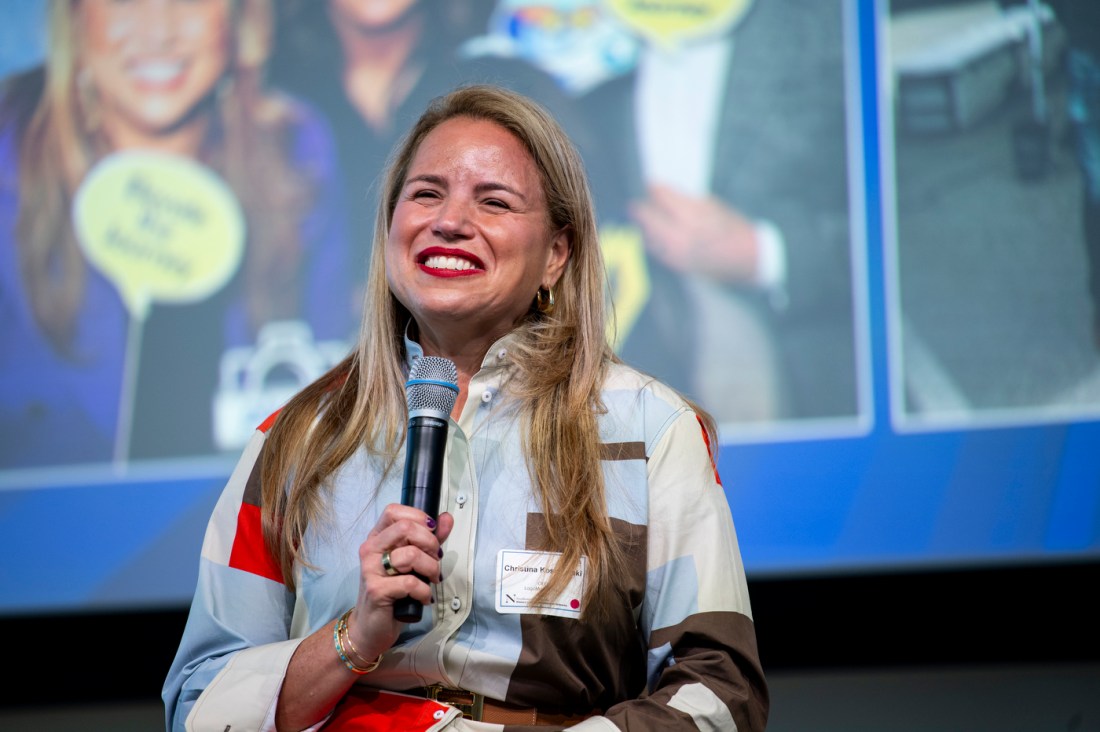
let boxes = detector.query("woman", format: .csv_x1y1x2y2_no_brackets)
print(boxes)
268,0,597,264
0,0,352,467
163,85,767,731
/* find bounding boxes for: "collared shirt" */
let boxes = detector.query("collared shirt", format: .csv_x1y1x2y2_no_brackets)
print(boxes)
163,333,767,731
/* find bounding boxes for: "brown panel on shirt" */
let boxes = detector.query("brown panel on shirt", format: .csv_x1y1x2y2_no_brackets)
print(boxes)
242,443,266,508
500,513,649,714
600,441,647,462
600,611,767,731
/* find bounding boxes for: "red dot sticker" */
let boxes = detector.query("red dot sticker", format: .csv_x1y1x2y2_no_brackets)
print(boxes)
570,599,580,610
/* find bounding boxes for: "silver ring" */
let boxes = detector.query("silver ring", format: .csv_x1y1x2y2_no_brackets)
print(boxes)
381,550,399,577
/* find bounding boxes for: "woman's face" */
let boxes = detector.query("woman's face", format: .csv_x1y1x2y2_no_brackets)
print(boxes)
327,0,419,32
78,0,232,143
386,116,571,345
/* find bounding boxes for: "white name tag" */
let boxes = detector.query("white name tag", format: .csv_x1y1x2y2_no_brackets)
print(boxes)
495,549,587,619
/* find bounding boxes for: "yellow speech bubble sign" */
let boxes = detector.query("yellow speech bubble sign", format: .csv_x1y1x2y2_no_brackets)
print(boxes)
600,223,650,351
72,151,245,321
604,0,754,51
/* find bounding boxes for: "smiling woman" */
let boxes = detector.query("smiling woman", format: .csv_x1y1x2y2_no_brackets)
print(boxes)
79,0,232,149
0,0,353,466
385,116,571,400
163,84,768,731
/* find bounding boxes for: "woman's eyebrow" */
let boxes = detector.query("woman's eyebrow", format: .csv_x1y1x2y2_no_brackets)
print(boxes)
473,181,527,202
405,173,446,187
405,174,528,202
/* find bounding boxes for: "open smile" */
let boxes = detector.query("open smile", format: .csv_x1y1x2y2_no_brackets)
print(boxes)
417,247,485,277
126,57,190,92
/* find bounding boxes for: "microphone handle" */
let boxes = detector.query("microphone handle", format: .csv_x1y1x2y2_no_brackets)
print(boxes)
393,414,448,623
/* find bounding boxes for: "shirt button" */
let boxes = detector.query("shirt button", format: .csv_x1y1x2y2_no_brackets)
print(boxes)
481,390,493,403
433,709,446,720
456,493,467,507
450,597,462,611
496,348,507,360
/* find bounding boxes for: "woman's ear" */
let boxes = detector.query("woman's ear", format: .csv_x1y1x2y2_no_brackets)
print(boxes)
544,226,572,288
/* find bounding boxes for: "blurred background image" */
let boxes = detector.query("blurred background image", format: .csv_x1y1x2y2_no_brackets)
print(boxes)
1,0,867,481
889,0,1100,429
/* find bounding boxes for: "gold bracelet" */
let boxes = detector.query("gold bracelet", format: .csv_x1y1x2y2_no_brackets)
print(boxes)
333,608,383,674
340,613,380,669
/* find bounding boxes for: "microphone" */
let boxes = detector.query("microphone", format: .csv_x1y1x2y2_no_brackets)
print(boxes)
393,355,459,623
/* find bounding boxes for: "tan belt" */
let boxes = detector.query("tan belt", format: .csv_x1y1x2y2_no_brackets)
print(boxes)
419,685,599,726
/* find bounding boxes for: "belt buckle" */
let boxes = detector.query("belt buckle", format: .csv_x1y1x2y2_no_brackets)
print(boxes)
425,684,485,721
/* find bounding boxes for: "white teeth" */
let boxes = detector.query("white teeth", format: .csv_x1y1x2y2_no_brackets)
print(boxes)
130,61,184,84
424,255,476,271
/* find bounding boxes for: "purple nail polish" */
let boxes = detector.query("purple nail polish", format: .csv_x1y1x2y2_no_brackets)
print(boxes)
426,517,437,530
438,547,444,558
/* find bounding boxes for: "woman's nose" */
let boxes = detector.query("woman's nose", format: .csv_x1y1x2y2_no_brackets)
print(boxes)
135,0,179,50
431,198,474,241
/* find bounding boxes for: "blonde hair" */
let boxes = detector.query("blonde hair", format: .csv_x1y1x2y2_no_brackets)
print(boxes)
263,84,646,618
12,0,305,351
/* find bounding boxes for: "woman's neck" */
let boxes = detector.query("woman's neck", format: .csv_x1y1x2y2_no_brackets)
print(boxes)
334,9,426,132
100,111,210,158
412,320,512,421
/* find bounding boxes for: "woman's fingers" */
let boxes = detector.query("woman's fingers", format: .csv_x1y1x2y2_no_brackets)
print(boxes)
343,506,455,657
363,505,443,556
363,567,434,605
357,506,454,604
435,511,454,543
380,544,443,584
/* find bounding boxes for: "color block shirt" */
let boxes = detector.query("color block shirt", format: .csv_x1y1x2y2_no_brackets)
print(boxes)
163,334,768,731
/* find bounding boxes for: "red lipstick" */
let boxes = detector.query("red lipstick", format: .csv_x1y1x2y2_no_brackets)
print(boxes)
417,247,485,277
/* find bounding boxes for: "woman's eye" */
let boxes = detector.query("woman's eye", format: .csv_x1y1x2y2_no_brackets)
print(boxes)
412,189,440,200
484,199,509,209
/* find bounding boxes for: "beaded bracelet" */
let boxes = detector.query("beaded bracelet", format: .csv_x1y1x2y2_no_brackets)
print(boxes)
333,608,383,675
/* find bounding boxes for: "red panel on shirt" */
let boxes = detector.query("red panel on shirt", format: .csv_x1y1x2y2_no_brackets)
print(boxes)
257,409,282,433
228,502,284,583
696,414,723,487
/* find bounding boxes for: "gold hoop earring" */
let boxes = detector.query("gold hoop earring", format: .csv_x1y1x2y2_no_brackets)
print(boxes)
535,285,555,314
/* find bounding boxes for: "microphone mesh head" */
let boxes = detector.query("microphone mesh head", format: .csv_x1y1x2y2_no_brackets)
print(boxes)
406,356,459,414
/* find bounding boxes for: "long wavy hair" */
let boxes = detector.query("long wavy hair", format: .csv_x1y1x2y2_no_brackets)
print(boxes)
6,0,307,353
261,84,674,619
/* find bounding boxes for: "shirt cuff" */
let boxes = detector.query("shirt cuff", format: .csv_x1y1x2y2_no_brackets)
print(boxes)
186,639,304,732
753,219,789,310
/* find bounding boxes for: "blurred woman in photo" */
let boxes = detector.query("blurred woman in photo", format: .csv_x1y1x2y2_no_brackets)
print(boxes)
0,0,352,467
268,0,595,262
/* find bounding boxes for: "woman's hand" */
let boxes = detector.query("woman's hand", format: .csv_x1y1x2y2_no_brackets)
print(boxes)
275,506,452,730
345,504,455,662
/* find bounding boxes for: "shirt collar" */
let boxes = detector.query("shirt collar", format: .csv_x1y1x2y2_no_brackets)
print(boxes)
402,325,520,374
